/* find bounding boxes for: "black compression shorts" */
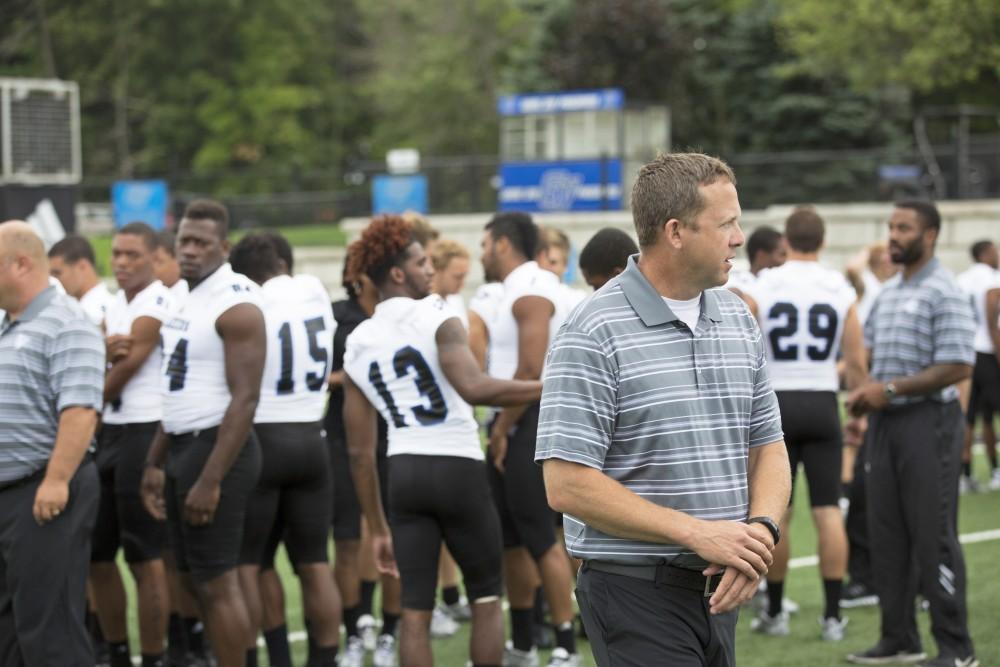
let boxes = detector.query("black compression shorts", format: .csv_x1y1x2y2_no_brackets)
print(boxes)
165,427,261,583
92,421,167,563
388,454,503,610
328,427,388,541
967,352,1000,425
776,391,843,508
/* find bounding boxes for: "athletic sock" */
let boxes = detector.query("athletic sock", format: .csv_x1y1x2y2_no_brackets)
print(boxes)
381,612,400,637
307,644,339,667
183,617,206,655
442,585,461,606
109,641,131,667
823,579,843,620
167,613,186,652
263,625,293,667
360,580,377,616
245,647,258,667
554,621,576,654
510,607,534,652
343,604,362,638
141,653,166,667
962,462,972,477
532,587,546,624
766,580,784,618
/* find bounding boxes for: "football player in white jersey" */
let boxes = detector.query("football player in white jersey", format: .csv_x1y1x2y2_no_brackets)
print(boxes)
229,232,343,667
480,213,579,667
90,223,174,667
536,227,587,315
48,234,116,326
139,199,266,667
956,240,1000,491
725,225,787,297
341,215,542,667
152,229,190,302
744,208,866,641
578,227,638,291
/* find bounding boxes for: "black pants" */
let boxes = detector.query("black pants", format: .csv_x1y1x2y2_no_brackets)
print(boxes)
866,401,974,657
846,441,872,587
576,564,737,667
0,461,98,666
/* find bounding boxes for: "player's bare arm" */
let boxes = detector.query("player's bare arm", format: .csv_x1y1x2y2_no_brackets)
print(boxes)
103,315,162,403
183,302,265,526
435,317,541,406
466,310,489,371
140,424,170,521
342,374,397,577
987,287,1000,364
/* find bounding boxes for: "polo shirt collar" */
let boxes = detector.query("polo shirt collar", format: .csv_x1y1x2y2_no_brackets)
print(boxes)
900,256,940,285
618,255,722,327
2,286,56,330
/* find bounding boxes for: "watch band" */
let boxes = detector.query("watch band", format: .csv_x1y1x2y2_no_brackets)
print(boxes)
747,516,780,545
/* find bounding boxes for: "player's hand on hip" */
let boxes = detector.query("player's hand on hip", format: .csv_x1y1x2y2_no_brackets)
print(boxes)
690,519,772,580
705,566,760,615
140,466,167,521
184,477,221,526
489,423,509,473
33,476,69,525
372,531,399,578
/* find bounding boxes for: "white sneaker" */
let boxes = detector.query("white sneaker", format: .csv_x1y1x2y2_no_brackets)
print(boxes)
430,605,460,637
338,636,365,667
782,597,800,614
988,470,1000,491
546,647,582,666
358,613,379,652
819,615,848,641
503,641,539,667
750,610,790,636
959,476,981,495
373,633,397,667
444,598,473,622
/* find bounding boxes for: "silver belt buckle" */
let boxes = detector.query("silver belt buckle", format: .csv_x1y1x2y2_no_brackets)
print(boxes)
704,573,717,597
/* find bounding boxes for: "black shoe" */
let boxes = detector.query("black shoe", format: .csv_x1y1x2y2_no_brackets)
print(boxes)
847,641,926,665
840,581,879,609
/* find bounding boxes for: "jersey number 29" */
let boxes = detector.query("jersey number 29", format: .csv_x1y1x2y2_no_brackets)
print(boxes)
767,302,838,361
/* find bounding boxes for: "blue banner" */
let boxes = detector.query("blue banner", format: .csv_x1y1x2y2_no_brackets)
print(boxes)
112,180,169,230
372,174,428,215
498,159,623,212
498,89,624,116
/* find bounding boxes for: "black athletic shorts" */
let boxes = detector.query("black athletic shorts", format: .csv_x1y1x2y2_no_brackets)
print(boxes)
967,352,1000,424
92,421,167,563
776,391,842,508
486,403,557,559
388,454,503,610
328,423,389,541
241,421,333,568
165,427,261,583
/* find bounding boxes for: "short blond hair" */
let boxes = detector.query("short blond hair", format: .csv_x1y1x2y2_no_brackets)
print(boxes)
431,238,470,271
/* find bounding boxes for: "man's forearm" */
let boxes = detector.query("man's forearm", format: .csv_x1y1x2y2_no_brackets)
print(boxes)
348,450,390,534
894,363,972,397
146,424,170,467
199,395,257,484
746,441,791,524
46,407,98,482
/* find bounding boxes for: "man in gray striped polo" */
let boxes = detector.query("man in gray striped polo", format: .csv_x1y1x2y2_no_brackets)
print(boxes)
537,153,791,666
0,221,104,666
846,201,978,667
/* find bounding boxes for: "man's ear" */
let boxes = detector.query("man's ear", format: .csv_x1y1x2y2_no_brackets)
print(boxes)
388,264,405,285
663,218,685,249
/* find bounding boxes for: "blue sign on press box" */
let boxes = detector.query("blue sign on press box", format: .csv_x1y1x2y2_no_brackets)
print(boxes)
498,159,622,212
112,180,169,230
372,174,428,215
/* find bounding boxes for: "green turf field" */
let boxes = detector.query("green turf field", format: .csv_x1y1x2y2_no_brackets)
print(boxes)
116,448,1000,666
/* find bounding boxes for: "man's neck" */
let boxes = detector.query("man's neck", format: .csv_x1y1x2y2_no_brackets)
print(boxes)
637,251,702,300
78,275,101,299
902,252,933,280
497,257,528,283
4,279,49,322
787,251,819,262
124,278,154,302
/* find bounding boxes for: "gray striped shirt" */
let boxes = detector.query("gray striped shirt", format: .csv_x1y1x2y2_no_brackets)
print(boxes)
535,257,783,568
0,287,105,483
864,257,975,405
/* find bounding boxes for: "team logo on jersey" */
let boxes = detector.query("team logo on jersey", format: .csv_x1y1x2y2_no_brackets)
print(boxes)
164,316,190,332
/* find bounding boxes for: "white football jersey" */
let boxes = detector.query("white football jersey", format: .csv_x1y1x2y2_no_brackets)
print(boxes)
488,261,562,382
159,264,262,434
103,281,174,424
956,262,1000,354
169,279,189,302
79,282,115,327
749,260,857,392
343,295,482,460
255,274,336,423
444,293,469,329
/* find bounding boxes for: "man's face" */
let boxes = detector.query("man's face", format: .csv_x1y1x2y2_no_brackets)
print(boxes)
176,217,228,283
678,180,745,289
0,255,17,312
480,231,500,282
111,233,155,293
48,255,85,298
537,246,568,280
887,208,932,266
434,256,469,297
757,238,788,272
397,241,434,299
151,246,181,286
981,243,999,270
582,266,625,291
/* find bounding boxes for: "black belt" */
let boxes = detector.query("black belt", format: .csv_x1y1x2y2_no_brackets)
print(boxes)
586,560,722,597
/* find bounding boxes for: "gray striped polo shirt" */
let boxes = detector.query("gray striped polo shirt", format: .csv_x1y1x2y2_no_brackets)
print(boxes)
864,257,975,405
0,286,105,483
535,256,783,568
